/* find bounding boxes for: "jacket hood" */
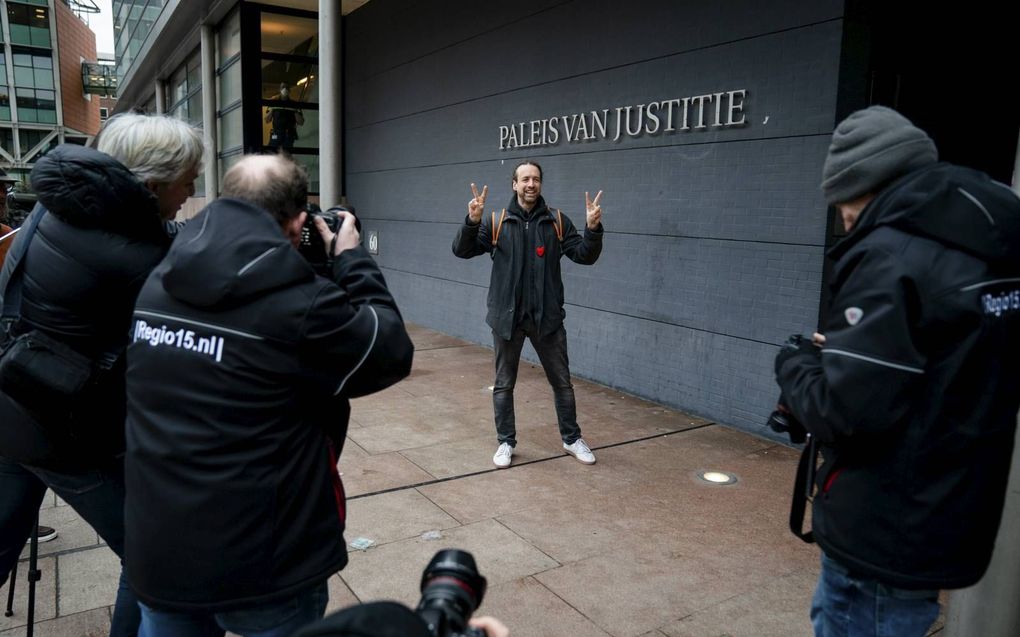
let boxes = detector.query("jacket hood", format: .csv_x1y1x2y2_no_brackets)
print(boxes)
30,144,165,242
159,198,315,309
830,163,1020,268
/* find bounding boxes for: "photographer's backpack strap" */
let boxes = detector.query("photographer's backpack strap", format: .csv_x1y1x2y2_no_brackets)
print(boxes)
2,205,46,338
789,434,816,543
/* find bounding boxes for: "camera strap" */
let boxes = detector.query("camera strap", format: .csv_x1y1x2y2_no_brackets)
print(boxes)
327,234,338,269
1,204,47,332
789,434,816,543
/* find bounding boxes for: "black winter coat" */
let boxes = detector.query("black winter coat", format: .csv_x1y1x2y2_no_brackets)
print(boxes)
776,163,1020,589
0,145,169,467
124,198,413,611
452,194,602,339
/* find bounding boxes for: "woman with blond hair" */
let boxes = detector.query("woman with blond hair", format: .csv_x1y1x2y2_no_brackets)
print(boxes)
0,113,203,637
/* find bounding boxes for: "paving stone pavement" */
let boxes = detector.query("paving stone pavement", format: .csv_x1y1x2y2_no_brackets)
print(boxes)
1,324,947,636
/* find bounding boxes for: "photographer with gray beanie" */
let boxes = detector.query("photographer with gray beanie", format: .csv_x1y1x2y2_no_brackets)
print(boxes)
774,105,1020,636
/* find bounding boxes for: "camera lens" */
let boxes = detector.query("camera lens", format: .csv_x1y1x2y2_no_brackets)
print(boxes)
415,549,487,636
767,409,790,433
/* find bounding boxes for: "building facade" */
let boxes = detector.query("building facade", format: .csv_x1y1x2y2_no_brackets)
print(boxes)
112,0,1018,437
0,0,104,185
113,0,347,214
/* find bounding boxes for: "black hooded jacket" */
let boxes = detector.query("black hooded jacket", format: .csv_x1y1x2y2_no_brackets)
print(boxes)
0,144,169,466
452,194,602,339
776,163,1020,589
124,198,413,611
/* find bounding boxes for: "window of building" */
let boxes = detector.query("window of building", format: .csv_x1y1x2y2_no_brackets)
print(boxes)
216,8,242,191
0,128,14,155
15,88,56,124
7,2,51,48
166,50,202,127
219,103,242,151
11,47,55,123
257,7,319,191
99,106,109,120
141,92,156,114
18,128,56,157
0,56,10,122
260,13,317,57
164,50,203,195
218,8,241,64
290,154,320,194
114,0,167,82
218,149,243,186
260,60,318,105
12,48,54,90
218,60,241,107
0,88,10,122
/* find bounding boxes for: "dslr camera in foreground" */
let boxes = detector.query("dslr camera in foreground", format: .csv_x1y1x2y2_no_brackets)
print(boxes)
291,549,489,637
415,549,488,637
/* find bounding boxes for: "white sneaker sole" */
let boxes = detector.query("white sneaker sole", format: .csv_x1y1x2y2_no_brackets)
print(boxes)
564,448,596,465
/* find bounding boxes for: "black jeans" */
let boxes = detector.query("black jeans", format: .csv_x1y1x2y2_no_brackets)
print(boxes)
492,324,581,446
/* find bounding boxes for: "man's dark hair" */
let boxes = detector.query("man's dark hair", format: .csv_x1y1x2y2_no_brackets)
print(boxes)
221,154,308,226
512,160,542,182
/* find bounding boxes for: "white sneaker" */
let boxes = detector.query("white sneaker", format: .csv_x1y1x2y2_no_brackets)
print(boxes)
493,442,514,468
563,438,596,465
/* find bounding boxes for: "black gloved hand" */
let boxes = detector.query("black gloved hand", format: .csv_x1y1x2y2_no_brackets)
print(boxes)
774,334,817,377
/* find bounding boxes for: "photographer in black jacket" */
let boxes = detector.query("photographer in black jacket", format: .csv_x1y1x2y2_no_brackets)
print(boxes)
124,154,413,637
775,106,1020,636
0,114,203,637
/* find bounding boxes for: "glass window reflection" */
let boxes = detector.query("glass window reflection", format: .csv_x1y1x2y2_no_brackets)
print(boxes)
262,106,318,150
219,105,242,151
218,9,241,64
260,14,317,57
261,60,318,104
217,62,241,107
290,154,319,194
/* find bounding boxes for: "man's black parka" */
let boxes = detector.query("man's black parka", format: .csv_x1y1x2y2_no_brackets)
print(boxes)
124,199,413,611
0,145,171,466
452,194,602,339
776,163,1020,589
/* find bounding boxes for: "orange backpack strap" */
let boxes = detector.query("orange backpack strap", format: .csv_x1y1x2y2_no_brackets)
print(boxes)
491,209,507,246
554,209,564,241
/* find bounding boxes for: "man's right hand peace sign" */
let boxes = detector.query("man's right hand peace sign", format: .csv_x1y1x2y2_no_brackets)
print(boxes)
468,183,488,223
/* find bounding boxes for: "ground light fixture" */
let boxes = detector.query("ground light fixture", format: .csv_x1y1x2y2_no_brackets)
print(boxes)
697,470,738,485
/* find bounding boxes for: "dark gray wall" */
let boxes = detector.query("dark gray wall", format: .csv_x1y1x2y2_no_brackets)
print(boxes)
343,0,845,435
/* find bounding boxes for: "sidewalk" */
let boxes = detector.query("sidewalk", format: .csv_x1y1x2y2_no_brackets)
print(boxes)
0,324,943,636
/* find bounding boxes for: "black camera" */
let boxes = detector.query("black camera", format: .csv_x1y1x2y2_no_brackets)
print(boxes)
415,549,488,637
767,334,811,444
298,203,360,275
766,399,807,444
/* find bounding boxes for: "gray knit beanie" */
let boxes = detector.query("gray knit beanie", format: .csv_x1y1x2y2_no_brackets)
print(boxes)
821,106,937,205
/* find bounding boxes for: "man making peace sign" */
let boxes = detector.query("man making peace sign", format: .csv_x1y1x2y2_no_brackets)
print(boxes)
453,161,604,468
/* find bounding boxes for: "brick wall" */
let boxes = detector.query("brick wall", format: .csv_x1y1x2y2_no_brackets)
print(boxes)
54,0,100,135
343,0,844,436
